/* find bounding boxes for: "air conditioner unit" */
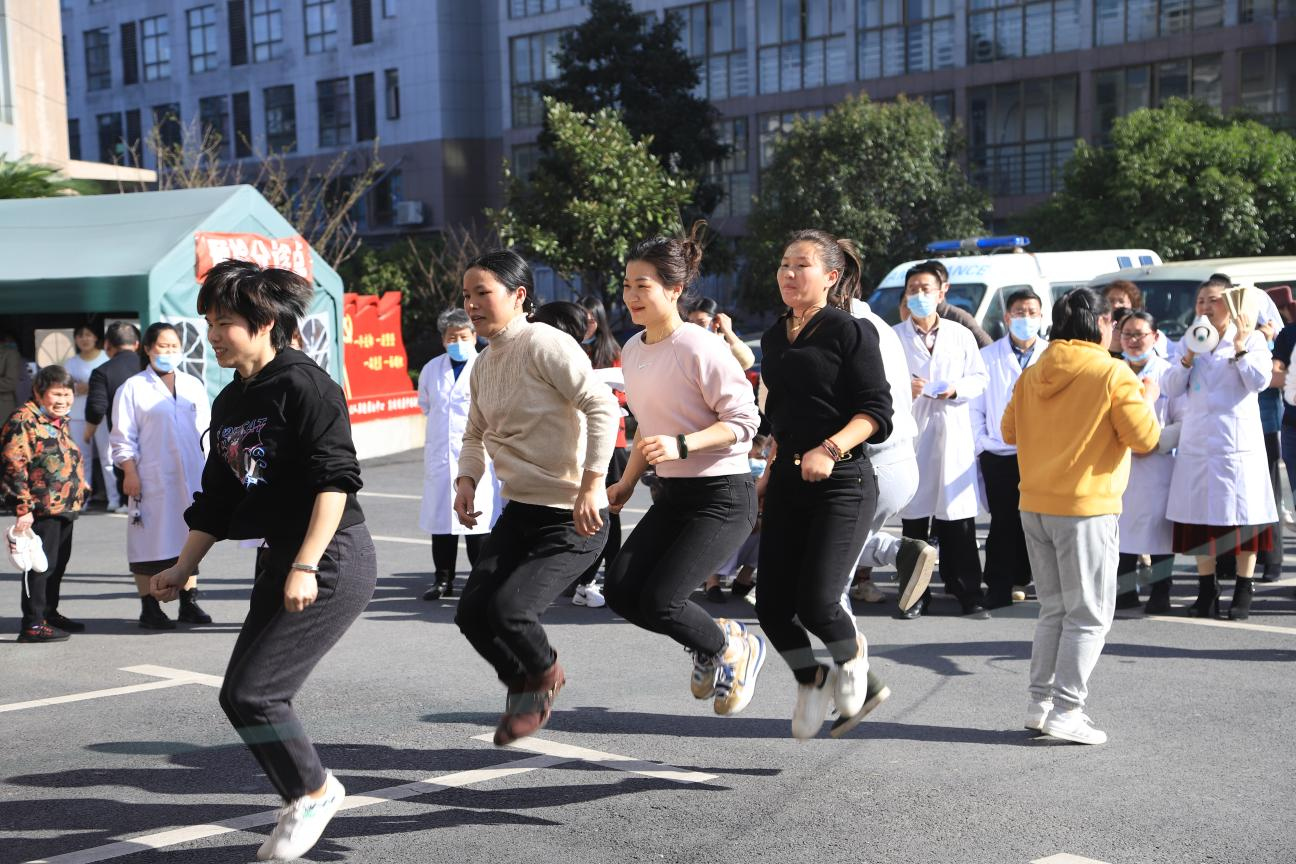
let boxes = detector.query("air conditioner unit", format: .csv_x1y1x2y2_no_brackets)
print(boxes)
394,200,424,226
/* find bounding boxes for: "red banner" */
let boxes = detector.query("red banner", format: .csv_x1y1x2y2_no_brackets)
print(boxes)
342,292,420,422
195,232,313,282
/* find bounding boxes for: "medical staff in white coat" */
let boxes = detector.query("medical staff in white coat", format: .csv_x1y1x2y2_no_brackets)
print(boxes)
1114,311,1183,614
63,325,116,510
971,288,1046,609
1164,276,1277,621
418,308,500,601
110,322,211,630
893,261,990,619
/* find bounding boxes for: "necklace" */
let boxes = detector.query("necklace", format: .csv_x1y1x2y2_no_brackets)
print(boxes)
788,305,826,333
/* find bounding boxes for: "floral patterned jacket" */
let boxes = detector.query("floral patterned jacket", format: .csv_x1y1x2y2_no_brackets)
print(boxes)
1,401,86,517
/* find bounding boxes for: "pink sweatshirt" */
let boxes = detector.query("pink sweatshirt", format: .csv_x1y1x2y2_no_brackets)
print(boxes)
622,322,759,478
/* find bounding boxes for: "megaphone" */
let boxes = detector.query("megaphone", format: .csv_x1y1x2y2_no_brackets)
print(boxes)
1183,315,1220,354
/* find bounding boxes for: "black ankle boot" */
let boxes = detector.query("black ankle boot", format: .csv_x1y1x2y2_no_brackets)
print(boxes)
1228,577,1254,621
1144,579,1172,615
139,595,176,630
1185,575,1220,618
178,588,212,624
423,571,450,601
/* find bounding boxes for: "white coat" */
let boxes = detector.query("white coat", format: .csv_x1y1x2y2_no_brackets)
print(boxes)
1118,356,1185,554
418,353,500,536
850,299,917,464
894,317,988,521
971,335,1046,457
1164,326,1277,527
109,368,209,564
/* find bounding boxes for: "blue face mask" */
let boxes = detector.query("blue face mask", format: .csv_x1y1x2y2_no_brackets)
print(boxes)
446,341,476,363
1123,349,1151,365
151,352,178,374
907,293,939,319
749,457,767,478
1008,316,1041,342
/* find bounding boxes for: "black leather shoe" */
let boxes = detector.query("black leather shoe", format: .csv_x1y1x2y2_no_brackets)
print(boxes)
898,603,923,620
45,612,85,633
960,600,991,620
139,596,176,630
178,589,212,624
422,583,444,601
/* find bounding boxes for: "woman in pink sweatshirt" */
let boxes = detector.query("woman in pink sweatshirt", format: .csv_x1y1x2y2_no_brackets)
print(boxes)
604,223,767,717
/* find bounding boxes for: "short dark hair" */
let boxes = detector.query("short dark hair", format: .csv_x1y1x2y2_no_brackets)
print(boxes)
691,297,719,318
1121,309,1158,332
1050,287,1111,344
1202,272,1233,291
464,249,536,316
905,261,946,287
141,322,180,352
532,301,588,344
1005,287,1042,312
73,324,99,341
33,364,74,396
197,260,313,352
106,321,141,349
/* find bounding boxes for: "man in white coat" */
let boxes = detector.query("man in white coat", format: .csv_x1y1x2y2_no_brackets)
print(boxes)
110,324,211,629
971,288,1046,609
419,309,501,600
893,262,990,619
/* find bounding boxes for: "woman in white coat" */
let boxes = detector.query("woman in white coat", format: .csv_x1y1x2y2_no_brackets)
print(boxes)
111,323,211,629
1164,276,1277,620
1114,312,1183,614
64,325,117,510
419,308,500,600
893,261,990,619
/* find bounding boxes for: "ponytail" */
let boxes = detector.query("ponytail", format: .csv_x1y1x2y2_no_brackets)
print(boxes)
1050,287,1111,344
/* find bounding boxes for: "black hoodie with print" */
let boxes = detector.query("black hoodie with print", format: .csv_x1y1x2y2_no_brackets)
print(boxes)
185,349,365,542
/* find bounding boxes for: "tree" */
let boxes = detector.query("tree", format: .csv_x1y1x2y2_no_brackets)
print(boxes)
491,98,695,293
536,0,726,219
1018,99,1296,258
743,95,988,309
0,155,95,198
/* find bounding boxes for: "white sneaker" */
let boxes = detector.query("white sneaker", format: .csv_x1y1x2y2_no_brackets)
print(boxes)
257,772,346,861
791,665,838,740
1283,508,1295,526
834,635,868,718
1042,708,1107,745
1024,698,1053,732
6,527,45,573
850,580,885,603
572,584,606,608
713,619,766,715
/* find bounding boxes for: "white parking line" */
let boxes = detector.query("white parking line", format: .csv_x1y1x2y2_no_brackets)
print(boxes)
1143,614,1296,636
358,491,422,501
475,733,717,784
1032,854,1111,864
0,666,220,714
369,533,430,546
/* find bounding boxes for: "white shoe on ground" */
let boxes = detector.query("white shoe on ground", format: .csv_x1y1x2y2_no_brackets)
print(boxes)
1042,708,1107,745
1024,698,1053,732
257,771,346,860
791,665,838,740
834,635,868,718
572,584,606,608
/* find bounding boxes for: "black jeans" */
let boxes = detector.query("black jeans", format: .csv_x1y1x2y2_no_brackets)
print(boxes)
756,457,877,684
578,447,629,585
604,473,756,657
456,501,608,682
219,523,377,801
978,452,1033,604
901,516,984,604
21,514,75,630
431,533,484,577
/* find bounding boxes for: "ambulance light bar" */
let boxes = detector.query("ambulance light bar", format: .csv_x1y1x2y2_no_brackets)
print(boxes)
925,236,1031,253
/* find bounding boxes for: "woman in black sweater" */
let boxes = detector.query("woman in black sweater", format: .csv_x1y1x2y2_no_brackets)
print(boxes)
756,229,893,740
151,260,375,862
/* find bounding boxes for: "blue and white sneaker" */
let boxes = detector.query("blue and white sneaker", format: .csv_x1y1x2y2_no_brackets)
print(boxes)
713,618,766,716
690,647,719,699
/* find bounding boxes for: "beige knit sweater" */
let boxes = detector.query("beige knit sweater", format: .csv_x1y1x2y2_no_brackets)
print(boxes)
458,315,619,510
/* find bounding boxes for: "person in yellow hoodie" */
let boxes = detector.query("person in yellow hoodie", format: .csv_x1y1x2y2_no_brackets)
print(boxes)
1002,287,1160,746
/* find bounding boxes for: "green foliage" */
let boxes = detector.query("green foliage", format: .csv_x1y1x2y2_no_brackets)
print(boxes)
742,95,988,309
490,98,695,293
1017,100,1296,258
0,155,96,199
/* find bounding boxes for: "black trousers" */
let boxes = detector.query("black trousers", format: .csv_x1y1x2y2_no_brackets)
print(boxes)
756,457,876,684
901,516,984,603
219,523,377,801
978,452,1033,604
20,515,75,630
431,533,484,577
577,447,629,585
456,501,608,682
1217,431,1283,576
604,473,755,657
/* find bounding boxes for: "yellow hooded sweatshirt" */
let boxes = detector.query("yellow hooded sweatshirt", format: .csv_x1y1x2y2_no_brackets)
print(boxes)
1002,339,1160,517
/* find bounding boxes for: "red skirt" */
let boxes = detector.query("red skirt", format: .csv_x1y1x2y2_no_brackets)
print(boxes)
1172,522,1274,557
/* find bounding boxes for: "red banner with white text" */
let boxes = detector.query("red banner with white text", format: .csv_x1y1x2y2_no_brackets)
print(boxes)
195,232,313,283
342,292,420,422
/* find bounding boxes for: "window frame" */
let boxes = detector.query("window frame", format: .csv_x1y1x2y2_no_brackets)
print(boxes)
187,5,219,74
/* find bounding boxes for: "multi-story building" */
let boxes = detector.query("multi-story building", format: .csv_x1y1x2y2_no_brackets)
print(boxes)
61,0,1296,242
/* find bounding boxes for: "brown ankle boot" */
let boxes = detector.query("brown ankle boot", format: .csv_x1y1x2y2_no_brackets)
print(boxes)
495,658,566,746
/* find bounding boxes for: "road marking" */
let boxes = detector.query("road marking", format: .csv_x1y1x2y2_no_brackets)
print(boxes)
369,533,429,546
23,734,713,864
1143,614,1296,636
358,491,422,501
1032,855,1111,864
0,666,220,714
473,733,718,784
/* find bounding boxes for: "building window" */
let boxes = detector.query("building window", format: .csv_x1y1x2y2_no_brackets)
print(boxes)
1094,0,1223,46
251,0,284,61
1093,55,1222,140
199,95,230,159
97,112,125,163
122,22,140,84
68,118,82,161
510,30,564,127
1240,46,1296,129
968,0,1079,64
233,91,252,157
305,0,338,54
384,68,400,119
859,0,955,79
141,15,171,81
188,6,218,74
371,169,402,226
153,104,182,152
264,84,297,152
969,75,1077,196
511,143,540,182
673,1,750,101
709,117,751,217
318,77,352,146
757,0,850,94
126,109,143,163
509,0,584,18
353,0,374,44
355,72,376,141
1241,0,1296,21
758,107,826,169
84,28,111,91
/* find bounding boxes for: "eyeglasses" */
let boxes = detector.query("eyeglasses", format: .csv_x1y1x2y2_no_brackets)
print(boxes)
1120,331,1154,341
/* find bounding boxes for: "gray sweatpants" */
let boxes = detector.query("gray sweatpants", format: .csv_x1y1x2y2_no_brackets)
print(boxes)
1021,511,1118,711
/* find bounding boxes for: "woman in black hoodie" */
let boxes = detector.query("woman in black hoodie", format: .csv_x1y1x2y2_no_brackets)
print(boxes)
151,260,376,862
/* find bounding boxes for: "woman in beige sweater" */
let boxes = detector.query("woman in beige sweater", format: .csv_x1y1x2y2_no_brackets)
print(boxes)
452,249,620,747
